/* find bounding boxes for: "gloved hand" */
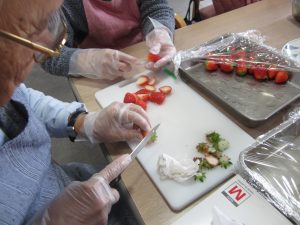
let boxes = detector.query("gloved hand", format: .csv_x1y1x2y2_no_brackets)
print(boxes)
145,18,176,71
81,102,151,143
68,48,140,80
32,154,132,225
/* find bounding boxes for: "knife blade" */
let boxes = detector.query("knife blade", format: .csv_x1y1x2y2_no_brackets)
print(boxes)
130,124,160,160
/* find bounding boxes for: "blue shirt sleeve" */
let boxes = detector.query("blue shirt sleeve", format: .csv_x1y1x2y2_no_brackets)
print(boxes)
19,84,85,137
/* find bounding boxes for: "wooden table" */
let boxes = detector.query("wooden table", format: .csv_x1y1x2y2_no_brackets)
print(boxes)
69,0,300,224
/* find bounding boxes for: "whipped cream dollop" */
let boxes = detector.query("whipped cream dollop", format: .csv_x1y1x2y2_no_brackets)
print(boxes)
157,153,199,182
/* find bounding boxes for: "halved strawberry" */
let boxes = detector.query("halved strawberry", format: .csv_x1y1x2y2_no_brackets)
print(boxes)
204,60,218,71
145,85,156,92
267,65,279,80
148,77,156,86
136,75,149,86
137,93,149,102
135,99,147,110
149,92,165,105
147,53,161,62
275,71,289,84
123,92,137,104
159,86,172,95
135,89,150,95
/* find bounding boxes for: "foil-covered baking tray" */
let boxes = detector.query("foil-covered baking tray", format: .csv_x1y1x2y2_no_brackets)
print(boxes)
178,33,300,127
238,114,300,224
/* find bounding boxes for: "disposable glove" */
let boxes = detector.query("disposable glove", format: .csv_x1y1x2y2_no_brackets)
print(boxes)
68,48,140,80
145,18,176,71
81,102,151,143
30,154,132,225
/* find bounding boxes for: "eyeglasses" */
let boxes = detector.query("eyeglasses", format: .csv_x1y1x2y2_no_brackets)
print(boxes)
0,9,67,63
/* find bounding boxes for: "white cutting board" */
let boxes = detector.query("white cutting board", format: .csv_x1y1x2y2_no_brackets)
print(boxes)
95,71,254,211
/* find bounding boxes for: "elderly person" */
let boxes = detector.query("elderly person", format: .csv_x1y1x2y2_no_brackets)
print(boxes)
42,0,176,80
0,0,151,224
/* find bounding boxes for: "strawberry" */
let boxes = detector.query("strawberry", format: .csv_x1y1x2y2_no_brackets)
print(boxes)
135,99,147,110
123,92,137,104
145,85,156,92
136,75,149,86
147,53,161,62
135,89,150,95
148,77,156,86
219,62,234,73
247,55,256,75
159,85,172,95
140,129,147,137
149,91,166,104
137,93,149,102
267,65,279,80
253,64,268,81
275,71,289,84
235,62,247,76
204,60,218,71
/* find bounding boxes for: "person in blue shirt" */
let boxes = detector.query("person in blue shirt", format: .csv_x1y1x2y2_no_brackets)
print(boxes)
0,0,151,224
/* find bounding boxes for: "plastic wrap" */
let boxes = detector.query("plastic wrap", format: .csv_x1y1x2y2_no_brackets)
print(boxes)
174,30,300,127
237,107,300,224
174,30,300,75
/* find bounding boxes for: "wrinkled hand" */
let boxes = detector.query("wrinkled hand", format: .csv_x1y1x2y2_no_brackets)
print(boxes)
82,102,151,143
68,48,139,80
145,28,176,71
34,154,131,225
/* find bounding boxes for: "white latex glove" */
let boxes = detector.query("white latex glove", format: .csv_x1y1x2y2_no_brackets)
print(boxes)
145,18,176,71
82,102,151,143
30,154,131,225
68,48,140,80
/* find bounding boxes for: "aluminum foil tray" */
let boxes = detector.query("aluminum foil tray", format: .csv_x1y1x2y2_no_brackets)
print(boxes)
238,114,300,224
178,34,300,127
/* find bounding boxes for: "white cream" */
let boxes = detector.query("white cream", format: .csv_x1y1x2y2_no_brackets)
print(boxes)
157,153,199,182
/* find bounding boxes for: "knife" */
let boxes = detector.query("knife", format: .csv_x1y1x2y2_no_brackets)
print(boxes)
130,123,160,160
110,124,160,185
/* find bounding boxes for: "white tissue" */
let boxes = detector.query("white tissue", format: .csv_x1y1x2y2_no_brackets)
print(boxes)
157,153,199,182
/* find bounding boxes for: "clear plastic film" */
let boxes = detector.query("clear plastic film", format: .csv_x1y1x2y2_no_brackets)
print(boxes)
237,107,300,224
174,30,300,128
173,30,300,77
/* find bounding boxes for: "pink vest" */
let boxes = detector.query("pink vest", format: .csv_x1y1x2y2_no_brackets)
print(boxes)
80,0,144,50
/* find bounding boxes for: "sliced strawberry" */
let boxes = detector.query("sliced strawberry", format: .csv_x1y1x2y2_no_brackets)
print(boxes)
149,92,165,105
147,53,161,62
135,99,147,110
135,89,150,95
204,60,218,71
136,75,149,86
137,93,149,102
145,85,156,92
159,86,172,95
267,65,279,80
123,92,137,104
148,77,156,86
275,71,289,84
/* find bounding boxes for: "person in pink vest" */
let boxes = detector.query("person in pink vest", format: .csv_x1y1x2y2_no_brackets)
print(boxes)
42,0,176,80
